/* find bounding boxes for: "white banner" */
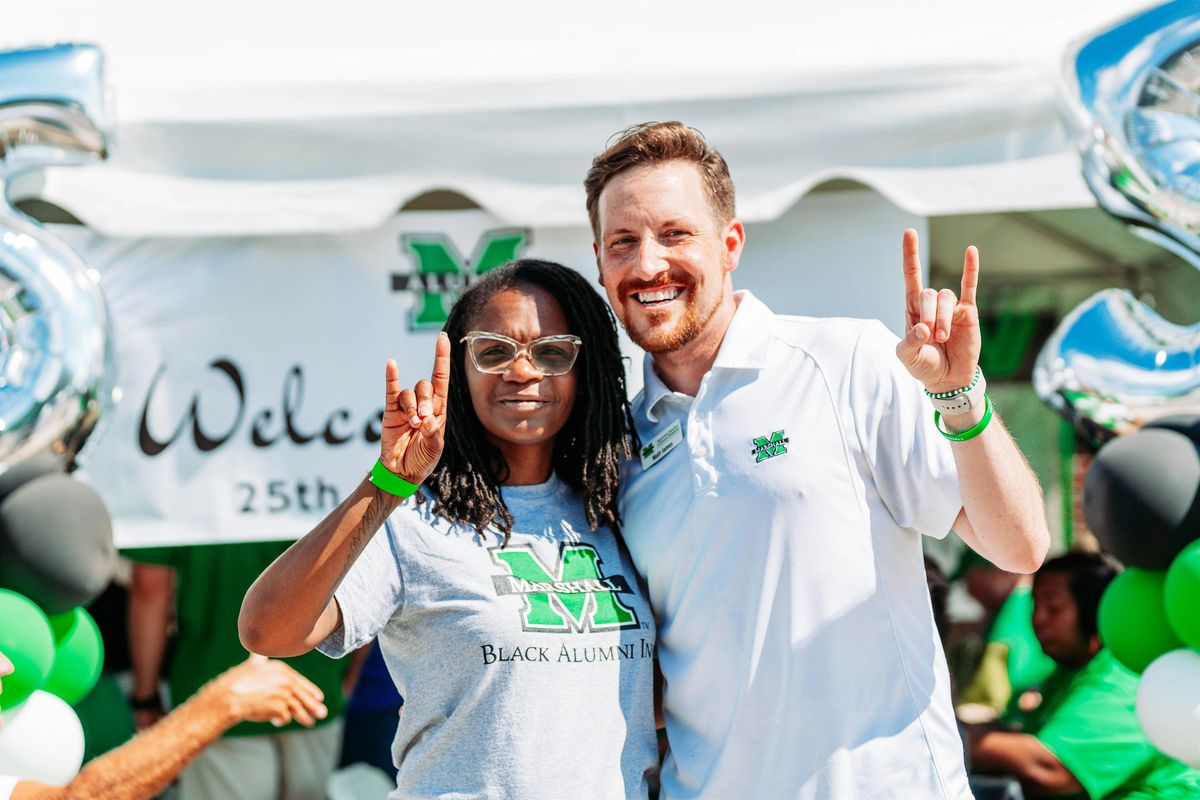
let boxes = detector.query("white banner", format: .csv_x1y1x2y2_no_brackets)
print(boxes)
61,192,921,548
64,211,597,547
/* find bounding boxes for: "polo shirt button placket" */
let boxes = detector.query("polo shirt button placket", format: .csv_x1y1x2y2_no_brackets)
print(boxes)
687,409,702,495
689,385,717,494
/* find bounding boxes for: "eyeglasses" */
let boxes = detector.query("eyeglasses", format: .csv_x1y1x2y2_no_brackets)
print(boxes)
460,331,582,376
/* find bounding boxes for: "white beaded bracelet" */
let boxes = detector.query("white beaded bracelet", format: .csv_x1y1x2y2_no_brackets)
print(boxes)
926,367,987,414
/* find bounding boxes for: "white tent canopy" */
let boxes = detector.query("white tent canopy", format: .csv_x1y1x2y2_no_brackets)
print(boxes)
3,0,1153,236
4,0,1178,548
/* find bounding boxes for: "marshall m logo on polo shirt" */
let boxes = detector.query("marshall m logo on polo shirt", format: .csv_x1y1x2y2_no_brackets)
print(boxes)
751,429,789,462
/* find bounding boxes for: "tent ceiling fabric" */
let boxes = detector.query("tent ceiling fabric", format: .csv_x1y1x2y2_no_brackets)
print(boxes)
930,207,1174,281
1,0,1156,237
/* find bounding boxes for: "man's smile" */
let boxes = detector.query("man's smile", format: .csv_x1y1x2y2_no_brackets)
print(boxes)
632,287,684,307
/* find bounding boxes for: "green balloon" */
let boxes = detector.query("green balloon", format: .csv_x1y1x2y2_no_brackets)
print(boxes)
1098,568,1182,674
0,589,55,710
1164,539,1200,651
42,607,104,706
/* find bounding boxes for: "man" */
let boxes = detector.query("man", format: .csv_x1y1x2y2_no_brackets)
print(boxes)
127,543,352,800
0,651,327,800
970,552,1200,798
585,121,1050,798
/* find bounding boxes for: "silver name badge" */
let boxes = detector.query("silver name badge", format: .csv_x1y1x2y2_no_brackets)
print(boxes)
639,419,683,470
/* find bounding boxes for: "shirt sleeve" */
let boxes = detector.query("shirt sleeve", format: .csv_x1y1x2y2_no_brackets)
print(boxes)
1034,656,1157,800
316,516,405,658
849,320,962,538
0,775,18,800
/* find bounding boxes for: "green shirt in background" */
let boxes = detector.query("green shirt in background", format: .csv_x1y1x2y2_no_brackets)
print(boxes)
1024,648,1200,800
125,541,349,737
961,585,1058,712
989,584,1056,692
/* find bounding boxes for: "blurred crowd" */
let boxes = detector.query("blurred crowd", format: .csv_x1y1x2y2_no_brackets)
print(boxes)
926,546,1200,800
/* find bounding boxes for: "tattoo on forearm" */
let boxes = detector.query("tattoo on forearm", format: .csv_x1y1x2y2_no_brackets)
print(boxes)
342,487,394,577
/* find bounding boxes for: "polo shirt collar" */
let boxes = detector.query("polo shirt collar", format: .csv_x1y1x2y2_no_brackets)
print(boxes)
712,290,773,370
641,353,675,424
642,290,773,422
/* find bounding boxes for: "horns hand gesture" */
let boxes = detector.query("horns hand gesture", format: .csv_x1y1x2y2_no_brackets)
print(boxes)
381,332,451,486
895,228,981,394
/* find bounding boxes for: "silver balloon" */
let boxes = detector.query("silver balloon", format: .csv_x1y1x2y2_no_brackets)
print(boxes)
0,44,113,467
1064,0,1200,268
1033,288,1200,442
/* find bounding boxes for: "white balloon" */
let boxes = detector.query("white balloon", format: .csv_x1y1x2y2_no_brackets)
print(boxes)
1137,649,1200,768
0,690,84,785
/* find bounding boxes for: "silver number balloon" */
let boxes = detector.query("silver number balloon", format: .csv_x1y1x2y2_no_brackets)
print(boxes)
1043,2,1200,439
0,44,113,467
1034,288,1200,443
1064,0,1200,267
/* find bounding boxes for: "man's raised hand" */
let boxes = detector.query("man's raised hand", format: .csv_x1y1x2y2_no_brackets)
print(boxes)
380,332,451,485
895,228,981,394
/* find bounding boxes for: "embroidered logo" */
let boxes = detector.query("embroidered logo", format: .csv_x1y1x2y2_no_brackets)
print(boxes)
751,429,789,462
490,543,640,633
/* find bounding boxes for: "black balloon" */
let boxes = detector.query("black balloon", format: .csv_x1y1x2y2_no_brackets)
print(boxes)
0,474,115,614
0,452,65,502
1083,427,1200,569
1144,414,1200,441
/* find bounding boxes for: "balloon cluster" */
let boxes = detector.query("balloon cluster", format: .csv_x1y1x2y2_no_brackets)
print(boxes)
0,458,114,785
0,590,102,783
1086,416,1200,769
0,43,118,786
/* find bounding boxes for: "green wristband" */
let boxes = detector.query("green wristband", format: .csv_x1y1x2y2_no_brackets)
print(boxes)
934,393,994,442
369,459,420,498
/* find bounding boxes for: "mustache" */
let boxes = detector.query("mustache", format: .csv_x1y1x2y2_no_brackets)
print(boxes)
619,272,693,295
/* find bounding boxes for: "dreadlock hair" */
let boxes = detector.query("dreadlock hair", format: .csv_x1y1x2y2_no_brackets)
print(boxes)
423,259,639,544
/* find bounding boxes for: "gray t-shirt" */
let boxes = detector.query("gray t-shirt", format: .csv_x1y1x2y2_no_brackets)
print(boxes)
319,473,658,800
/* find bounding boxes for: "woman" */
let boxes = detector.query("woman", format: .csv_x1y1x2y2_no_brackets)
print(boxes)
239,260,657,799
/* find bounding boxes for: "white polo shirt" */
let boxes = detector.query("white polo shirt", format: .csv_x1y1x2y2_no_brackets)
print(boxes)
0,776,16,800
621,291,971,800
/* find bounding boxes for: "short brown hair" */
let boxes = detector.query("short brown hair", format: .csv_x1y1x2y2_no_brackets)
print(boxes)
584,121,735,239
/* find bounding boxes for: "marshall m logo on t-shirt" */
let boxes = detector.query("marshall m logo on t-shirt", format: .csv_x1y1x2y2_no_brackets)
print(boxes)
489,543,641,633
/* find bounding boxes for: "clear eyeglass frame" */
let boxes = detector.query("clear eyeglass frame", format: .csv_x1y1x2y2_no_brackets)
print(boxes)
459,331,583,376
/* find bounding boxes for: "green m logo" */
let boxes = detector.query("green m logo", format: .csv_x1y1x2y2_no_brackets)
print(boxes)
751,429,789,462
391,228,529,329
490,543,640,633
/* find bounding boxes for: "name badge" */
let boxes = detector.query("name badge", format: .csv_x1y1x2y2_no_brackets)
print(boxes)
639,419,683,470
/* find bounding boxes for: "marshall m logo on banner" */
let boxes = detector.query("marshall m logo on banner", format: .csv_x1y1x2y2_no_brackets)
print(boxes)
393,228,529,329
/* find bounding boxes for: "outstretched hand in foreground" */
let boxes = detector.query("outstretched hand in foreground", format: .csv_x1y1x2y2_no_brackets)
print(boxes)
207,653,328,728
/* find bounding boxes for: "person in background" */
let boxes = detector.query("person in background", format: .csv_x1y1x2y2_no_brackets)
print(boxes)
925,555,951,643
956,556,1055,722
338,641,403,778
0,651,327,800
126,544,354,800
968,551,1200,798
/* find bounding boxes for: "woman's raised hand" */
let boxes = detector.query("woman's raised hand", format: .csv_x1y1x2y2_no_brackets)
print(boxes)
380,332,451,484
